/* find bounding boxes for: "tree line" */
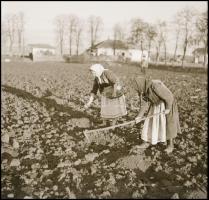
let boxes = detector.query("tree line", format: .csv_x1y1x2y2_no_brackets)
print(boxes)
2,6,207,67
54,7,207,67
54,14,103,57
2,12,25,57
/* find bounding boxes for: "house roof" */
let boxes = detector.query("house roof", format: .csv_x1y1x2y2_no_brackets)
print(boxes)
28,44,55,49
192,48,206,55
90,39,128,50
126,42,141,49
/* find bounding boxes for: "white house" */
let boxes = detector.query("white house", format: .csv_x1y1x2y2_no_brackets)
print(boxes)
192,47,208,65
87,39,128,57
27,44,56,61
127,49,148,63
86,39,149,63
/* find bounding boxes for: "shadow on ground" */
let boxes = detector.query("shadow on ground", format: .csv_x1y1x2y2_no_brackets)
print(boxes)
2,84,95,122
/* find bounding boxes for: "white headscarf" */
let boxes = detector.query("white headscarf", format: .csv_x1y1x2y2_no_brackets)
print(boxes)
90,64,106,83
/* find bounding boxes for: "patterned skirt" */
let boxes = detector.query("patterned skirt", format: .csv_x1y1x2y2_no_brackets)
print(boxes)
101,95,127,119
141,102,166,145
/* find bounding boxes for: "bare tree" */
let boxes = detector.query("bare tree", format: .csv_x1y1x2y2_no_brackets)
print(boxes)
112,22,128,55
113,23,126,41
172,14,182,61
177,7,197,67
130,18,148,59
2,21,8,55
5,14,16,56
196,11,208,67
146,24,157,61
67,14,77,56
88,15,103,51
16,12,25,57
112,23,122,55
54,15,66,55
119,21,129,43
160,21,168,65
74,18,83,56
2,12,26,57
154,21,164,63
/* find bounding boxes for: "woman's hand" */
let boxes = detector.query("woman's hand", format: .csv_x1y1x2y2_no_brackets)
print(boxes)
135,116,142,124
84,94,94,109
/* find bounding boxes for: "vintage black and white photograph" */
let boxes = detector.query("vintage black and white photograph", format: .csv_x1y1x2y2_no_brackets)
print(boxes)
1,1,208,199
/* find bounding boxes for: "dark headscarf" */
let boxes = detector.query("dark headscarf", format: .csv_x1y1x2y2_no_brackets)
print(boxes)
130,75,149,95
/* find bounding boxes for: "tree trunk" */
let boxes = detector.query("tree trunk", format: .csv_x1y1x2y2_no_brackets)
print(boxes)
22,34,25,57
181,32,188,68
69,28,73,56
140,40,144,61
203,41,208,67
18,31,22,57
173,32,179,61
181,42,187,68
156,46,159,62
156,43,161,63
148,40,151,61
69,36,72,56
76,37,79,56
91,25,94,51
182,24,188,68
94,21,99,48
113,39,116,56
9,38,13,56
60,39,63,55
164,41,167,65
76,44,79,56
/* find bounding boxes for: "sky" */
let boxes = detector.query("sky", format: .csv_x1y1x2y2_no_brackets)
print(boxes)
2,1,208,53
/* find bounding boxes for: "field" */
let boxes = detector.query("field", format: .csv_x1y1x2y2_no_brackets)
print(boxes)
1,61,208,199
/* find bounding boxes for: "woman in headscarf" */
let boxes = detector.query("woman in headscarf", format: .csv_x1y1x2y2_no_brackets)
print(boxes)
84,64,127,126
131,75,181,153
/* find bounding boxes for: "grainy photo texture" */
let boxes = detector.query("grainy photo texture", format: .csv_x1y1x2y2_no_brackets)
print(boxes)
1,1,208,199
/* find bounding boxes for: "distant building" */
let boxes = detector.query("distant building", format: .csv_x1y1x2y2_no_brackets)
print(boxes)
26,44,56,61
86,39,148,63
192,47,208,64
87,39,128,57
127,49,148,63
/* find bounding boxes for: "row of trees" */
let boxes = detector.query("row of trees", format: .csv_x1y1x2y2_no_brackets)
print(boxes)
54,15,103,56
2,7,207,66
2,12,25,56
126,8,207,66
54,7,207,66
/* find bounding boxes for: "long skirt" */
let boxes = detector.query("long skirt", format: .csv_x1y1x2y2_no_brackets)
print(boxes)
141,102,166,145
101,95,127,119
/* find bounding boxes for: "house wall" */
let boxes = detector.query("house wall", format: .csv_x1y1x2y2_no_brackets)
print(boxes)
32,48,55,56
115,49,127,56
96,47,149,63
97,48,127,56
194,55,207,64
32,48,56,62
97,48,113,56
127,49,148,62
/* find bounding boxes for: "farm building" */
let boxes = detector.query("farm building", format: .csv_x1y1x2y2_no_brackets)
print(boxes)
192,47,208,65
127,49,148,62
87,39,128,57
26,44,56,62
86,39,148,63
